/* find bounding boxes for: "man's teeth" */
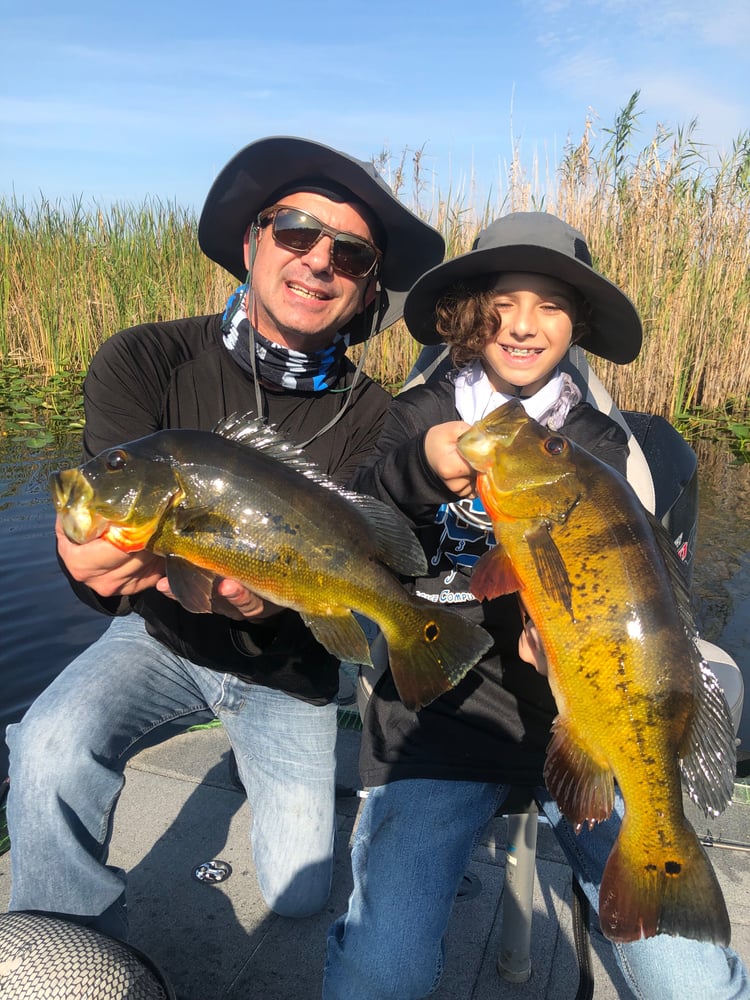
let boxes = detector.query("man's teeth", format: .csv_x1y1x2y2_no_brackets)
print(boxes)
290,283,325,300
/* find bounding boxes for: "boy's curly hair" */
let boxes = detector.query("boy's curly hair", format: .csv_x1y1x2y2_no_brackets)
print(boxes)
434,275,593,369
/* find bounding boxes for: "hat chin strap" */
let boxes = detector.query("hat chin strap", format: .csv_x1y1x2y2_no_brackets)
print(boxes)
297,284,383,447
244,234,266,426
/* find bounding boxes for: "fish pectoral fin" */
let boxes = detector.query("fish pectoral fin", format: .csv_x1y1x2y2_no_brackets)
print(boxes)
172,506,236,538
679,659,737,818
526,524,573,616
164,556,245,621
543,717,614,830
303,612,373,667
470,546,520,601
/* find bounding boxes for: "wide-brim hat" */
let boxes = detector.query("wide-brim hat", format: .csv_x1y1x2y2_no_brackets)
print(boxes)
404,212,642,363
198,136,445,341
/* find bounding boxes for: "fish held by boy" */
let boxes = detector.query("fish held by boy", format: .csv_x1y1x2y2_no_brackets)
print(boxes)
50,415,492,711
457,398,735,945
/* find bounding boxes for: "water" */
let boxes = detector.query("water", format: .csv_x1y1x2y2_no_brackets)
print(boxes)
690,444,750,749
1,437,749,782
0,442,108,780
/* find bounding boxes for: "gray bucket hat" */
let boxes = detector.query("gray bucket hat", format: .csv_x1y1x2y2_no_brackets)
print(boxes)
198,136,445,341
404,212,642,364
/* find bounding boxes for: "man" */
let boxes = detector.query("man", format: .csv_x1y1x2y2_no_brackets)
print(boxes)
5,136,445,940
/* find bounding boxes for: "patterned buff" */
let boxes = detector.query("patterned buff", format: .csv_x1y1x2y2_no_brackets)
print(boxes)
221,284,350,392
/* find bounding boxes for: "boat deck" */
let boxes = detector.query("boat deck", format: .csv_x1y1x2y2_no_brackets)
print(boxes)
2,718,748,999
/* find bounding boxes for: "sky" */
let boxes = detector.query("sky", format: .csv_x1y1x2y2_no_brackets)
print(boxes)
2,0,749,215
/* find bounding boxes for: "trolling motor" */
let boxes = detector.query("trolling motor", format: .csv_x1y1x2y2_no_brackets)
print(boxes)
0,911,176,999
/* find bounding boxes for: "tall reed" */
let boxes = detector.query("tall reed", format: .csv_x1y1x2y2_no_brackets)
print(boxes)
0,198,229,371
2,94,749,420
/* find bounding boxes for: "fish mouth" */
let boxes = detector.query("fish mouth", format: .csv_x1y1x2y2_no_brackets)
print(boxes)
49,469,110,544
458,399,528,471
49,469,80,510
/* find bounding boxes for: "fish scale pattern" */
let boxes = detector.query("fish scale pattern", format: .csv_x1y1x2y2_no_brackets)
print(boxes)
0,911,171,998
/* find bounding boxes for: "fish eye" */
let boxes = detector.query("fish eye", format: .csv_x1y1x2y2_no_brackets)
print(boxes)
105,449,128,470
544,437,566,455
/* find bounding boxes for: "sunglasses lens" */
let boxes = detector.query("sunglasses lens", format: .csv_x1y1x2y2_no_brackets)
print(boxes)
332,235,378,278
272,209,320,253
271,208,377,278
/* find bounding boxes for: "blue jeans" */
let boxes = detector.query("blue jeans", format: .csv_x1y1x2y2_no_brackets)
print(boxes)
6,614,337,939
323,779,749,1000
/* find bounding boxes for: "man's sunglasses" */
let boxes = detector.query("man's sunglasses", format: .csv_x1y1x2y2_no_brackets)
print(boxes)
257,205,382,279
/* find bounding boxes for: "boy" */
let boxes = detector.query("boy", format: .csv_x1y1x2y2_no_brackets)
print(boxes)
323,213,748,1000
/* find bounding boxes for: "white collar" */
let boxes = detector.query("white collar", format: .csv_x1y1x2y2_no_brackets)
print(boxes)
453,360,566,425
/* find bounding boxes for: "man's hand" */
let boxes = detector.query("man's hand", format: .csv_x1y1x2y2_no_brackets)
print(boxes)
57,515,283,620
424,421,475,497
155,575,283,621
55,516,165,597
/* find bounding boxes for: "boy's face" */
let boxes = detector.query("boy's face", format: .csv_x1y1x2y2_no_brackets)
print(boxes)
481,272,577,397
243,191,378,352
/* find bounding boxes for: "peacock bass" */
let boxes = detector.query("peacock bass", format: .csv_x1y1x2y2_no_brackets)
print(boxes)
50,415,492,711
457,398,735,944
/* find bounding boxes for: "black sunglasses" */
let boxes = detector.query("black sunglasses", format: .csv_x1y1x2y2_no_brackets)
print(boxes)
257,205,382,279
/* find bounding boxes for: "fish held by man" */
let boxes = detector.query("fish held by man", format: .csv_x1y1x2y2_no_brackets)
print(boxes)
50,415,492,711
457,398,736,945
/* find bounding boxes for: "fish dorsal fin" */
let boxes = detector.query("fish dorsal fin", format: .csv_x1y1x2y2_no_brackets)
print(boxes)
648,511,695,629
645,512,736,815
679,656,737,818
214,413,427,578
214,414,323,478
345,492,428,577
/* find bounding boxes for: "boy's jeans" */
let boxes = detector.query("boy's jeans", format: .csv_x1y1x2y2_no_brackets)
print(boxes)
7,614,337,938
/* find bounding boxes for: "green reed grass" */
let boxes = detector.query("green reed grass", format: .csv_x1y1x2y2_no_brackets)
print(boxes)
2,94,749,425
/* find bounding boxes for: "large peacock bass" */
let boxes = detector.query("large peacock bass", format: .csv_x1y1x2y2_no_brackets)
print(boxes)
50,415,492,711
458,398,735,944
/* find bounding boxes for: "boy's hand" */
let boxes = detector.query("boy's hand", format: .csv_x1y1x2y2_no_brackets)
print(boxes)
518,616,548,676
424,421,475,497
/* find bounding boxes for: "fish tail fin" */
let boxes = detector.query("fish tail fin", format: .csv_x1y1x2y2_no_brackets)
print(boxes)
384,605,493,711
599,815,730,945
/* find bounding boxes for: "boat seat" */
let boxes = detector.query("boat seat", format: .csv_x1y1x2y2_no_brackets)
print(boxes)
564,345,656,513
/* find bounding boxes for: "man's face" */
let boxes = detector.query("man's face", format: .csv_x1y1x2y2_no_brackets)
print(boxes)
244,191,378,352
